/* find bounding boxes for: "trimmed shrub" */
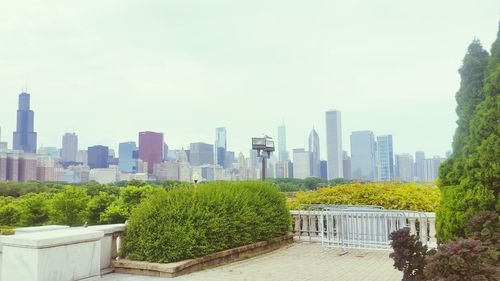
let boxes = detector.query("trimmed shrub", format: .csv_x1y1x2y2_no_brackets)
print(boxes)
122,181,290,263
295,182,440,211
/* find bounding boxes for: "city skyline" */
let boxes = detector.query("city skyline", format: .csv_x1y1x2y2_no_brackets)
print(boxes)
1,1,498,158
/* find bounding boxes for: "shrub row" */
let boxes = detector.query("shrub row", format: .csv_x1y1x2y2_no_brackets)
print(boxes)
122,181,290,263
293,182,441,212
0,185,156,227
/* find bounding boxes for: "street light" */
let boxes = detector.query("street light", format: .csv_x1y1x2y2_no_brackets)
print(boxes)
252,135,275,180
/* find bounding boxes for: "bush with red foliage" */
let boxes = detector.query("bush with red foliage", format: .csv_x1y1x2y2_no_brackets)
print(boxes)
389,227,429,281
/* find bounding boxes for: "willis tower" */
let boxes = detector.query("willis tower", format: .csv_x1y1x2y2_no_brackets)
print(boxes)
13,92,37,153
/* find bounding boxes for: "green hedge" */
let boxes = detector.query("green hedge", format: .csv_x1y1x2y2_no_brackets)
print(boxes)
293,182,441,212
122,181,290,263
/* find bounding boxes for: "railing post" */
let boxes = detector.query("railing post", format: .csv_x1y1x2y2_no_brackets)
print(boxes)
293,214,301,236
310,215,318,237
301,215,309,237
408,218,417,236
112,232,123,260
419,217,428,245
427,214,437,244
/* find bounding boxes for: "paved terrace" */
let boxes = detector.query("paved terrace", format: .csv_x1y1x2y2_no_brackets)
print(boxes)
100,242,402,281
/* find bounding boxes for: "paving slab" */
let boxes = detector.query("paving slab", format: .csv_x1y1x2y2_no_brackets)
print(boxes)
101,242,402,281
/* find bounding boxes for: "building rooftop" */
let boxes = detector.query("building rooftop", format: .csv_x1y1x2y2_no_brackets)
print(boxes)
100,243,402,281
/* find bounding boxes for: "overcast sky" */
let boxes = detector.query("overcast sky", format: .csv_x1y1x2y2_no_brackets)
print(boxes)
0,0,498,159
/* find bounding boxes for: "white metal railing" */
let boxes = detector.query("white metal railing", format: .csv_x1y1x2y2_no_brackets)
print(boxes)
291,206,437,251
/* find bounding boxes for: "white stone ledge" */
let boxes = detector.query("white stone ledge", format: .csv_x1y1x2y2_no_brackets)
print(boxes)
15,225,70,234
1,229,103,249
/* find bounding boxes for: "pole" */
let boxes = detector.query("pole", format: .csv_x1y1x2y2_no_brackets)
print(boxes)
261,155,266,180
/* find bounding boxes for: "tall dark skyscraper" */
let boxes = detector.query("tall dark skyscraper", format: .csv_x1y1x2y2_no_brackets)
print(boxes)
13,92,37,153
138,131,164,174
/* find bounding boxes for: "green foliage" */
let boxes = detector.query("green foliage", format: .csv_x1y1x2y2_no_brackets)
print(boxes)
438,25,500,242
49,186,90,226
0,226,14,235
0,201,22,226
268,178,353,192
86,192,118,225
122,181,290,263
18,193,53,226
294,182,440,212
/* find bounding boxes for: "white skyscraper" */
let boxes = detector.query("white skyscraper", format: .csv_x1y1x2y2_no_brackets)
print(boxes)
308,128,320,178
325,110,343,179
293,148,311,179
278,124,289,163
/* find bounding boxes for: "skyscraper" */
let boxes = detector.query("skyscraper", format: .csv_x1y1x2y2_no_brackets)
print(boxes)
293,148,311,179
13,92,37,153
118,142,137,173
139,131,164,174
61,133,78,162
350,131,377,181
87,145,109,169
376,135,394,181
215,127,227,168
342,151,352,179
278,124,289,163
395,153,414,182
189,142,214,166
308,128,320,178
414,151,426,181
325,110,343,179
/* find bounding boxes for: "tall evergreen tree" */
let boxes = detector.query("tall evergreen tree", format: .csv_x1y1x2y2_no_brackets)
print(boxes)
438,23,500,241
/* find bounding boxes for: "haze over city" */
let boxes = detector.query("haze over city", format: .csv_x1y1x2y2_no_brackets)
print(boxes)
1,0,499,158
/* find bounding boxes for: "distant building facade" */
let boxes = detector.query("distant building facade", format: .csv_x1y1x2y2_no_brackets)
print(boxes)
293,148,311,179
61,133,78,162
278,124,289,163
325,110,343,179
395,153,414,182
88,145,109,169
13,92,37,153
118,142,137,173
308,128,321,178
376,135,394,181
139,131,164,174
350,131,377,181
189,142,214,166
215,127,227,168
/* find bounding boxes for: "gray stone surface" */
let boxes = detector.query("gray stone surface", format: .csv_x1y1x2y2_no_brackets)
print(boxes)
101,242,402,281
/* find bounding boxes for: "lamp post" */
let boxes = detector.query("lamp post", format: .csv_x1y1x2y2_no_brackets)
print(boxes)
252,136,275,180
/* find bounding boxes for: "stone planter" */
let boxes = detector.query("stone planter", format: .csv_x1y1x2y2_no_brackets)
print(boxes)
112,233,293,278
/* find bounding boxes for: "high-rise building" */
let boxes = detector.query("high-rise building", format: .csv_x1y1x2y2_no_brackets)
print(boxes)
350,131,377,181
320,160,328,180
13,92,37,153
215,127,227,168
376,135,394,181
189,142,214,166
0,126,8,152
325,110,343,179
61,133,78,162
87,145,109,169
293,148,311,179
422,156,444,182
308,128,320,178
76,150,88,165
118,142,137,173
36,155,55,182
414,151,425,181
342,151,352,180
395,153,414,182
139,131,164,174
0,151,7,180
224,151,235,168
278,124,289,163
